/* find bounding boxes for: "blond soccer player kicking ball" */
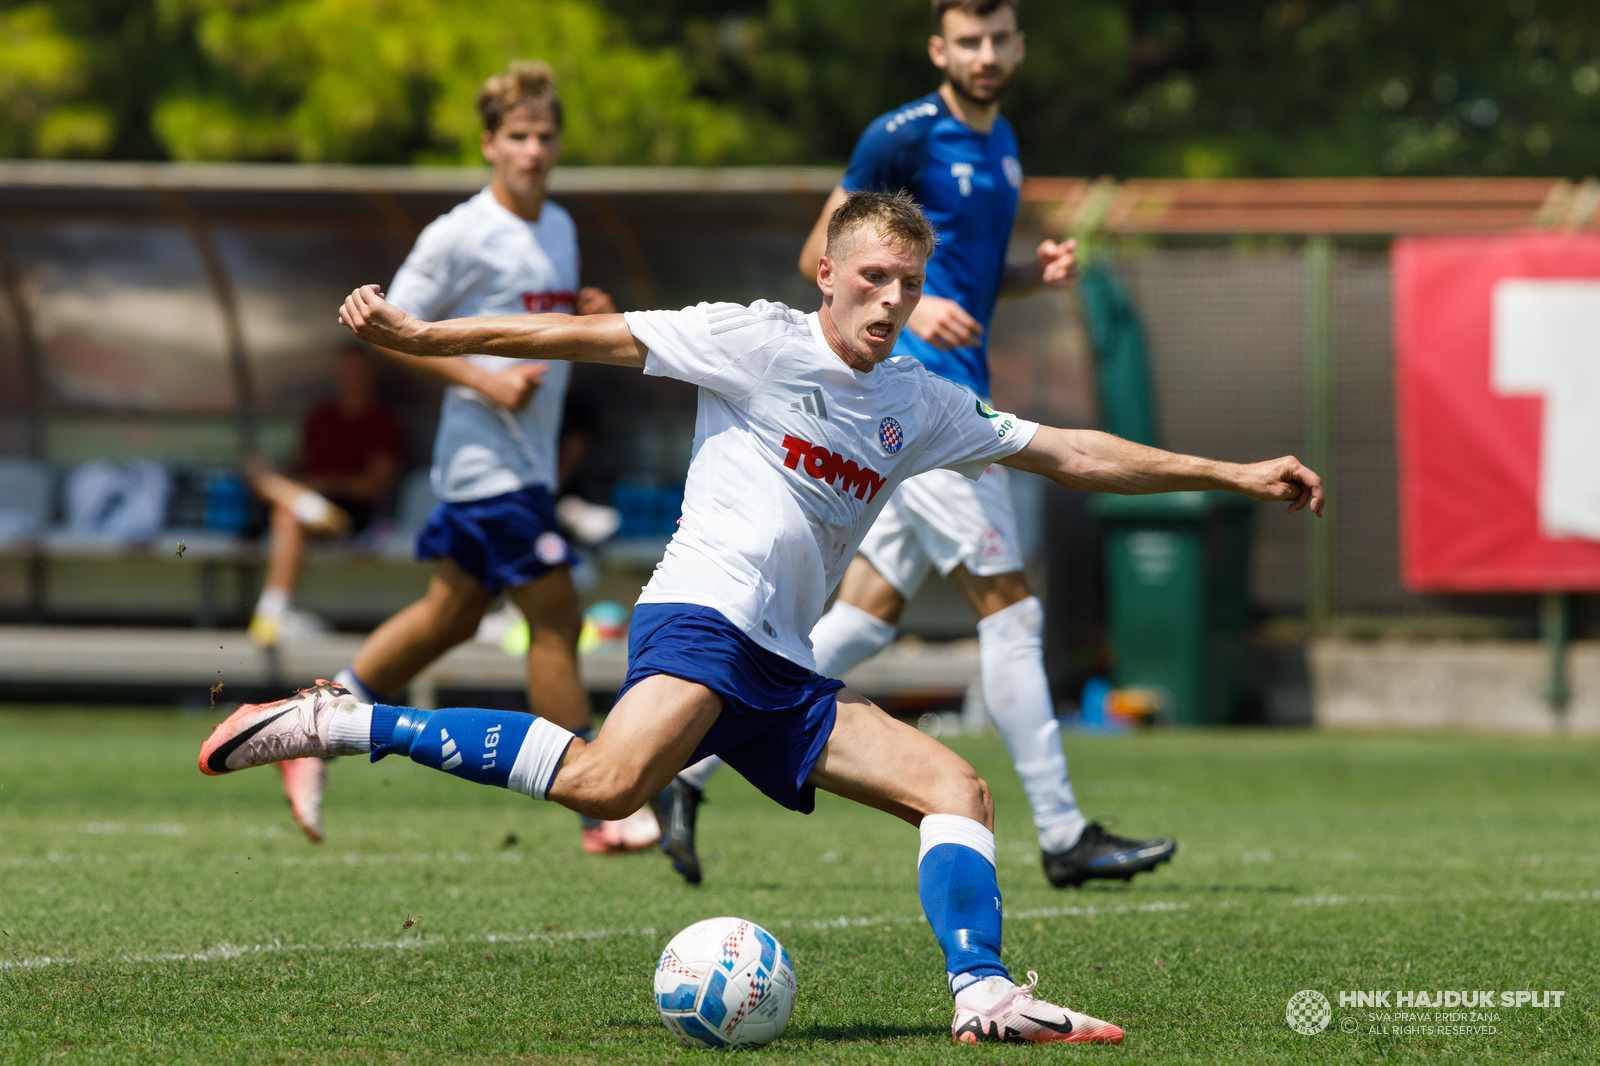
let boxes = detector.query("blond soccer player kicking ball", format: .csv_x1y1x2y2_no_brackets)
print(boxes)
200,192,1322,1044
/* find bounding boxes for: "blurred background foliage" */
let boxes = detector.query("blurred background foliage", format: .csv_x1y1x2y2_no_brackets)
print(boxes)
3,0,1600,175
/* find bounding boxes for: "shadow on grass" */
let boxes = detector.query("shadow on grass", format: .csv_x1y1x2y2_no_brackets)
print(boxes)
793,1022,946,1043
609,1018,945,1047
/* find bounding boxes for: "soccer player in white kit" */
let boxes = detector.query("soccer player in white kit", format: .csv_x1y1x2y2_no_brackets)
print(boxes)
201,191,1324,1044
660,0,1174,890
272,61,658,854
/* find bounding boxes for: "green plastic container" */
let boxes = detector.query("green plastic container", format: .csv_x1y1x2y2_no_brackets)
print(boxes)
1090,491,1255,725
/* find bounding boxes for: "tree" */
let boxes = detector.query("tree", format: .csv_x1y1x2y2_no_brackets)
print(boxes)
158,0,774,164
594,0,1600,179
5,0,1600,175
0,3,115,157
0,0,769,164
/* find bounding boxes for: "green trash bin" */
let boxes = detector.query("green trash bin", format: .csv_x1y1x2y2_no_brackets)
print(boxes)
1089,491,1255,725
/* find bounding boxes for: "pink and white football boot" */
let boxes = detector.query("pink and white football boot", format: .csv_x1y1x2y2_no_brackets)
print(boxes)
277,757,327,843
951,972,1124,1045
199,680,363,776
580,806,662,854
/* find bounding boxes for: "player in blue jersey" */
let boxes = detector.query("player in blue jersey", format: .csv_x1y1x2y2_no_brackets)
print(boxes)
657,0,1177,890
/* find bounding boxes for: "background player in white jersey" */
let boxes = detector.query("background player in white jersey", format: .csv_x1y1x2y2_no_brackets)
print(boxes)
202,191,1323,1044
274,61,659,855
659,0,1175,890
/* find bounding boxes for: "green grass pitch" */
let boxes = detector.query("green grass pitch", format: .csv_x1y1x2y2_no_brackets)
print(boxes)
1,707,1596,1064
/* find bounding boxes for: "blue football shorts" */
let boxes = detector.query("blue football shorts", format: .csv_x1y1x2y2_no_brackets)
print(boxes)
618,603,845,814
415,484,578,596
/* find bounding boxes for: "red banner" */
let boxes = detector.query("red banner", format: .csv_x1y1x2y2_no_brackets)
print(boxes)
1394,232,1600,591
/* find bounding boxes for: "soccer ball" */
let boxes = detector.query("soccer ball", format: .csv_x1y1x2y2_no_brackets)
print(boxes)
654,917,796,1049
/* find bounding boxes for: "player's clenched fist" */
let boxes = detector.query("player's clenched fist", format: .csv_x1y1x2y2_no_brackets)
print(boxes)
481,362,547,411
1236,455,1325,516
575,286,616,315
907,294,984,350
1036,237,1077,288
339,285,423,354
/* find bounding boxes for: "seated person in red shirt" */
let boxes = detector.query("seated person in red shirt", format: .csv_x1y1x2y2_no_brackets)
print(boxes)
247,344,405,646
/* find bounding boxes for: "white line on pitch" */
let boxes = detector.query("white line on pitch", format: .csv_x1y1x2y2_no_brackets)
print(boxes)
0,901,1191,972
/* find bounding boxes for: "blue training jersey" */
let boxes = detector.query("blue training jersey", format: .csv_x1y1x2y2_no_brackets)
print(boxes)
840,91,1022,398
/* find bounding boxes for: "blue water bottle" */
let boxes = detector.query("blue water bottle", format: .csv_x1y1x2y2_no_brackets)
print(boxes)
205,473,248,533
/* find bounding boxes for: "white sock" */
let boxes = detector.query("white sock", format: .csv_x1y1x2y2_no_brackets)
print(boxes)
290,490,334,527
506,717,579,800
954,975,1016,1011
327,701,373,756
917,812,997,867
677,755,723,792
809,601,897,677
255,587,289,619
977,597,1086,852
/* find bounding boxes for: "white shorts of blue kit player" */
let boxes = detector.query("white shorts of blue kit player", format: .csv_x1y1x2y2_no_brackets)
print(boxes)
809,467,1087,856
858,464,1023,593
691,464,1087,855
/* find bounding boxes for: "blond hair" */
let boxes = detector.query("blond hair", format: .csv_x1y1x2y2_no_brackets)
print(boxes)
824,190,938,262
477,60,563,133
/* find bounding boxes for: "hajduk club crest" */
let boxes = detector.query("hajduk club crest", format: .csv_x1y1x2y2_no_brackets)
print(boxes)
877,417,903,454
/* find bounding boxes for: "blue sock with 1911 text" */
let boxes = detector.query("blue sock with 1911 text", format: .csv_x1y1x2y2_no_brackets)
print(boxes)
369,704,574,800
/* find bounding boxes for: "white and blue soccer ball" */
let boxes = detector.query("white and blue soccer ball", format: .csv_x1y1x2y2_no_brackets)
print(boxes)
654,917,796,1049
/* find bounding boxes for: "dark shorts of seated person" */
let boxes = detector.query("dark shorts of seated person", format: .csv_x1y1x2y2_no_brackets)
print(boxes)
415,484,578,596
620,603,846,814
329,497,374,535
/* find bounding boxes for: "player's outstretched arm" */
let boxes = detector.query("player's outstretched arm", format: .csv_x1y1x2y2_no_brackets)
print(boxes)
338,284,647,368
369,346,547,410
1003,426,1325,516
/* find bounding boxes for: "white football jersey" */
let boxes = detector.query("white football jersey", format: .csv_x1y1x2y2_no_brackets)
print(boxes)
388,188,579,502
623,301,1039,669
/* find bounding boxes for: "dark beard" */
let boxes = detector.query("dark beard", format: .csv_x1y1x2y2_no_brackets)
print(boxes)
948,67,1014,105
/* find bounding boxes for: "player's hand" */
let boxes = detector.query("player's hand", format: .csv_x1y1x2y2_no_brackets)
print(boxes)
339,284,426,352
907,295,983,350
575,286,616,315
1037,237,1077,288
479,362,547,411
1235,455,1325,516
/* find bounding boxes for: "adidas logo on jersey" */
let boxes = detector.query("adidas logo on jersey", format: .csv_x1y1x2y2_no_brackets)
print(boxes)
790,389,829,420
780,435,886,502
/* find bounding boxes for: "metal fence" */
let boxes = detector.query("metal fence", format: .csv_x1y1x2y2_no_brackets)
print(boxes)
1111,243,1408,617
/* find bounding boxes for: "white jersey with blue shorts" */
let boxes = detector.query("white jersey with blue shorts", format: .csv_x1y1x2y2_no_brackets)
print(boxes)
616,300,1038,811
387,188,581,593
